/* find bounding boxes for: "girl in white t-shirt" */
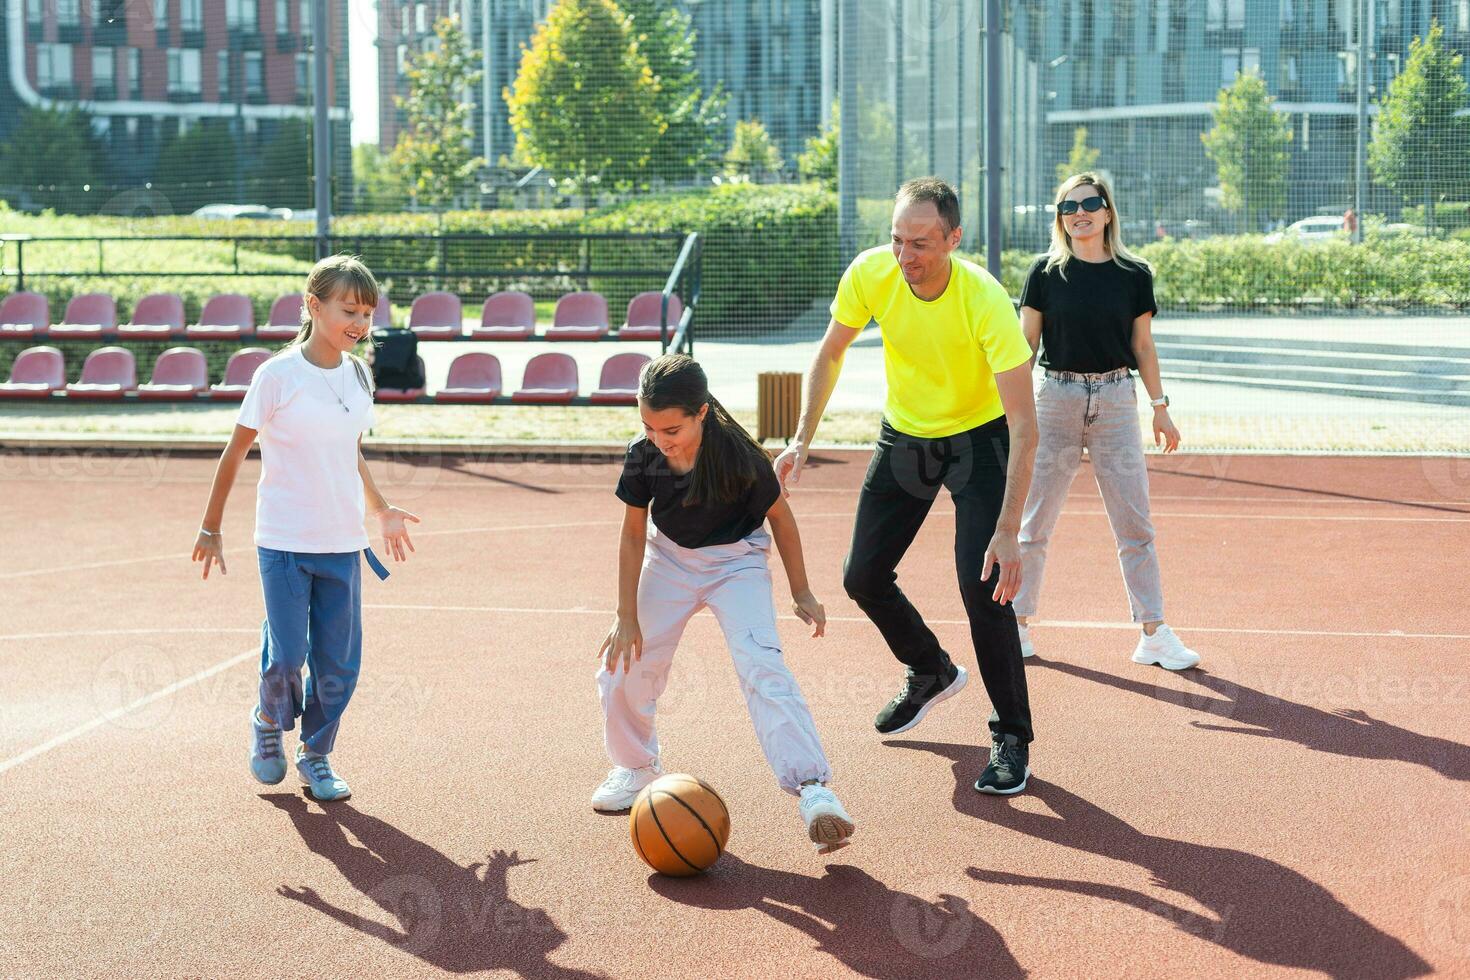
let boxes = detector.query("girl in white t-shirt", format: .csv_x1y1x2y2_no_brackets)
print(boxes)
191,255,420,801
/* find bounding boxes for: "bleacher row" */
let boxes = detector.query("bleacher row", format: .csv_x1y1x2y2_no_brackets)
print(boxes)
0,345,651,405
0,285,683,404
0,288,684,343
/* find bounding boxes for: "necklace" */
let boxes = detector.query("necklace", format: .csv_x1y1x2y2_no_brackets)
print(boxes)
309,352,350,413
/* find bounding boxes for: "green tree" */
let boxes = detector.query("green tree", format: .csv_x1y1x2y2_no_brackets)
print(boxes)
391,14,487,209
1201,70,1292,231
1368,21,1470,233
0,107,106,213
352,143,408,212
798,104,838,189
1056,126,1101,184
723,118,784,182
259,120,312,209
505,0,661,205
152,119,240,214
620,0,726,182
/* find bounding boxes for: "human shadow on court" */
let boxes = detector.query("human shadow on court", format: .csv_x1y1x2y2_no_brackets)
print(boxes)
889,741,1432,979
1032,657,1470,781
265,794,602,979
1142,460,1470,515
648,851,1024,979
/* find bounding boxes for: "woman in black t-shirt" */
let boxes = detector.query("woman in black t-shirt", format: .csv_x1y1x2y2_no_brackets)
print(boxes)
591,354,856,854
1013,173,1201,671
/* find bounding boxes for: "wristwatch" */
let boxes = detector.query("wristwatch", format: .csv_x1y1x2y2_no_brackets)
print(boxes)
1150,395,1170,408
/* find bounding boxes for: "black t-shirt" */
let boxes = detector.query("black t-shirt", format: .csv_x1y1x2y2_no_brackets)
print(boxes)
1019,255,1158,374
614,436,781,549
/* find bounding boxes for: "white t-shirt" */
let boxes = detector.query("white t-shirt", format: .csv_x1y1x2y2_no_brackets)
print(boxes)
237,346,377,553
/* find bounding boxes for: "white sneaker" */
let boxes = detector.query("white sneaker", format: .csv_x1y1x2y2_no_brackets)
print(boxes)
591,764,662,812
1017,623,1035,658
799,783,855,854
1132,624,1201,671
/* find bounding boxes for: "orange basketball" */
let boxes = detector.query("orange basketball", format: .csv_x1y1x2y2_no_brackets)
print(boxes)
629,773,731,877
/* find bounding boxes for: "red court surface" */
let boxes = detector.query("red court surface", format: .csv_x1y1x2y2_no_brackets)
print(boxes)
1,447,1468,978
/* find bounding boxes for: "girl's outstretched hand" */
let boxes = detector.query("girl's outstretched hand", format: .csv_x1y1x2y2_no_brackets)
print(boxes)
192,530,226,580
377,505,421,562
599,616,643,674
792,589,826,638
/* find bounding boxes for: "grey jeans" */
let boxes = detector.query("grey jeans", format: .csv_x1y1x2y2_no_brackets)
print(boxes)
1014,367,1165,624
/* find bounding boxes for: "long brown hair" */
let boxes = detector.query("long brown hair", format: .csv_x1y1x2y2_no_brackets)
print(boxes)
639,354,769,507
1045,172,1152,280
291,253,379,394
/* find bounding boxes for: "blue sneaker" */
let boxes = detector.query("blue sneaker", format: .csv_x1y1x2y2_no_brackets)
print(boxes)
296,746,351,801
250,708,288,785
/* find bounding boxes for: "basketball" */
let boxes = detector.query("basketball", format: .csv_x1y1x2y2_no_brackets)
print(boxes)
628,773,731,876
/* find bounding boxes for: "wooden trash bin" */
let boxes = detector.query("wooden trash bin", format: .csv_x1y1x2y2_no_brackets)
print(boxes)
757,371,802,443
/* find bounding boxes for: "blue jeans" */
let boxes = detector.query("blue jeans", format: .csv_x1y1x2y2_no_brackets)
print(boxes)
256,548,364,756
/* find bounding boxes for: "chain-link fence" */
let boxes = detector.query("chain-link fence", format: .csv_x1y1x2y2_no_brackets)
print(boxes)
3,0,1469,449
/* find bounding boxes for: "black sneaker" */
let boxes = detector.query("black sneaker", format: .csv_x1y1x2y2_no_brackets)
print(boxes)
873,664,969,735
974,734,1030,795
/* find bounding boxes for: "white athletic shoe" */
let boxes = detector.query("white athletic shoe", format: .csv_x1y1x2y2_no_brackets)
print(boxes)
1132,624,1201,671
799,783,855,854
591,764,662,812
1017,623,1035,658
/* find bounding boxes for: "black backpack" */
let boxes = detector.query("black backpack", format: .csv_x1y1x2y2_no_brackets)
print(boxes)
369,328,424,390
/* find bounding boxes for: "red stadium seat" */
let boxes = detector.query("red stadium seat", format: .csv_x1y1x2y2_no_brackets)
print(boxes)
618,292,683,342
187,293,255,340
209,347,272,401
49,293,117,339
256,293,304,341
545,292,609,341
375,355,426,402
0,291,50,339
0,345,65,398
511,352,578,404
435,352,502,403
138,347,209,401
117,293,185,340
65,346,136,399
408,291,462,340
374,291,392,328
590,352,650,405
469,291,536,341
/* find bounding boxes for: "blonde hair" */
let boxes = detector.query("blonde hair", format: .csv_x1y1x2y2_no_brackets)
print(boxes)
290,253,379,394
1045,172,1152,280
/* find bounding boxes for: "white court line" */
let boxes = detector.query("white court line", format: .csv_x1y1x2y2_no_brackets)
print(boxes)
0,648,256,777
361,602,1470,641
0,627,259,643
0,519,621,581
6,504,1465,584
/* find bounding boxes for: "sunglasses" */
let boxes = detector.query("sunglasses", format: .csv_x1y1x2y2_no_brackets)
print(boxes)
1057,196,1108,215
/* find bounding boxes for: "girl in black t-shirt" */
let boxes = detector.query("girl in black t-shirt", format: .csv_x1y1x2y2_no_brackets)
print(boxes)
592,354,855,854
1014,173,1202,672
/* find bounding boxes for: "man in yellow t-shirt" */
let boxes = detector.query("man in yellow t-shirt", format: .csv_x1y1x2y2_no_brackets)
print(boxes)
774,177,1039,796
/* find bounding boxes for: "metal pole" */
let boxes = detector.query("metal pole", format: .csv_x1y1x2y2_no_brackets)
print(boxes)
893,4,905,185
984,0,1002,279
928,0,937,173
820,0,835,127
483,0,493,166
838,0,859,260
1353,0,1368,244
311,0,331,258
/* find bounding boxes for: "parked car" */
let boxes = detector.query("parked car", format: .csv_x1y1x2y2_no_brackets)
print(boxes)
190,203,276,221
1264,216,1345,243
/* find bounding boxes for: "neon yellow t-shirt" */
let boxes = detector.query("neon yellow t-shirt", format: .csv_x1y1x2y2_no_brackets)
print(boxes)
830,246,1031,438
